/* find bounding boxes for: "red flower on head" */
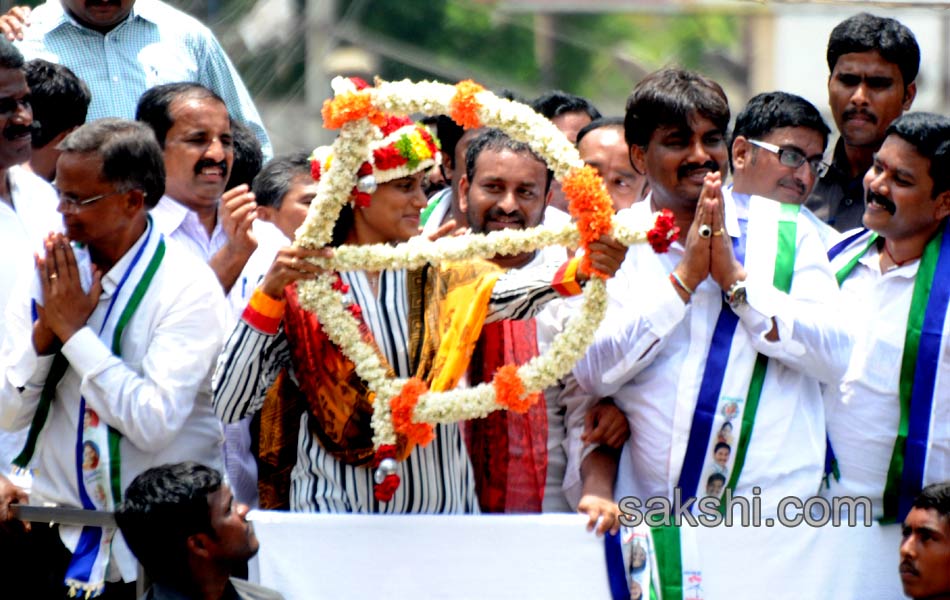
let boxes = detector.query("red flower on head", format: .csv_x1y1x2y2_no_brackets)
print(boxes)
647,209,679,254
357,161,373,177
378,115,413,138
374,145,408,171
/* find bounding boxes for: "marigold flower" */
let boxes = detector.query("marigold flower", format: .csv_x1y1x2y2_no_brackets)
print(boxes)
493,365,533,413
450,80,485,130
391,378,435,446
563,165,615,279
321,92,384,129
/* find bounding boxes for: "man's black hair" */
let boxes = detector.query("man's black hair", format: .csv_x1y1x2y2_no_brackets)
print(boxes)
58,119,165,208
0,37,23,70
707,473,727,485
135,82,225,147
115,462,222,585
226,119,263,190
624,68,730,149
434,115,464,169
885,112,950,197
25,60,91,149
575,116,625,146
731,91,830,150
714,442,731,454
912,482,950,517
531,90,601,121
252,151,311,209
827,13,920,88
464,127,553,193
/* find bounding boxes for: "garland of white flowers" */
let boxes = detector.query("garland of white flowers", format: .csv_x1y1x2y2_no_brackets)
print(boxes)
294,77,670,462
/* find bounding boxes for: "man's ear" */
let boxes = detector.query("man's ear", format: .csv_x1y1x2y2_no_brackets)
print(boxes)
186,533,212,560
256,205,275,223
903,81,917,111
629,144,646,176
457,173,470,213
544,186,553,208
934,189,950,221
732,136,752,171
126,188,147,212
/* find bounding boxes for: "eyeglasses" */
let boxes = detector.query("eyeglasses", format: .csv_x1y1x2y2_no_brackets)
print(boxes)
54,189,128,213
748,140,829,178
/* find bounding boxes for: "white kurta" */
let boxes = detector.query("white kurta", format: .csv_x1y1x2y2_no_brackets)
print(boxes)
0,166,61,472
572,191,848,517
823,236,950,519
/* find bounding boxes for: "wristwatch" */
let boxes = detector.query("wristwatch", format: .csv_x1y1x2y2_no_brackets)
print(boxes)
725,279,747,310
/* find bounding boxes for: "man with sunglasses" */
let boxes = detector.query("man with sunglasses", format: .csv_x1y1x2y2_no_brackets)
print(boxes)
805,13,919,233
0,119,225,597
730,91,834,245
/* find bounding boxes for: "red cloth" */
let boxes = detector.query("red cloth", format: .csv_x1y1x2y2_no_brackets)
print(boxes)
464,319,548,513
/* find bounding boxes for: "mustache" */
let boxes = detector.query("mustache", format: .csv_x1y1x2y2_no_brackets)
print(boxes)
777,176,806,197
843,108,877,124
194,158,229,177
485,207,526,227
867,190,897,215
4,121,36,141
677,161,720,180
899,561,919,576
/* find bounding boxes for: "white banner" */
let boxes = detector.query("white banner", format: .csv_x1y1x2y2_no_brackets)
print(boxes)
248,512,905,600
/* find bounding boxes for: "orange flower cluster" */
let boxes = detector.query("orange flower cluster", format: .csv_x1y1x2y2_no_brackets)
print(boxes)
493,365,533,413
321,91,386,130
391,377,435,447
563,165,615,279
449,80,485,130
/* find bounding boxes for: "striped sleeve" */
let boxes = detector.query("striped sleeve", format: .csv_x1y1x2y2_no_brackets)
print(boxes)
212,318,292,424
486,260,568,323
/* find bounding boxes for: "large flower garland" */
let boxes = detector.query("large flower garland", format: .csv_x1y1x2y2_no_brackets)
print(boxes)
294,78,678,501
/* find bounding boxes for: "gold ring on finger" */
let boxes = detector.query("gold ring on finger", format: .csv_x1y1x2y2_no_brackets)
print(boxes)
49,273,58,280
712,228,725,237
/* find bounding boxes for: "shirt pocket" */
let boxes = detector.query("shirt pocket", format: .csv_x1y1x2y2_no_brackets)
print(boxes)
844,332,902,395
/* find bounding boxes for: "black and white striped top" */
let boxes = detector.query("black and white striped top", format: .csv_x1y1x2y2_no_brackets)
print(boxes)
213,262,563,514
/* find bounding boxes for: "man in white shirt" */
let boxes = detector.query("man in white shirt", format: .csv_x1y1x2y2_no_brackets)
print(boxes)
0,39,61,475
825,112,950,522
136,82,281,516
0,119,225,596
0,0,272,158
136,82,284,313
812,116,946,600
572,68,843,518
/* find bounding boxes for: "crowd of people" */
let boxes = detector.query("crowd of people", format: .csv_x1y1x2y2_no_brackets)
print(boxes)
0,1,946,598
